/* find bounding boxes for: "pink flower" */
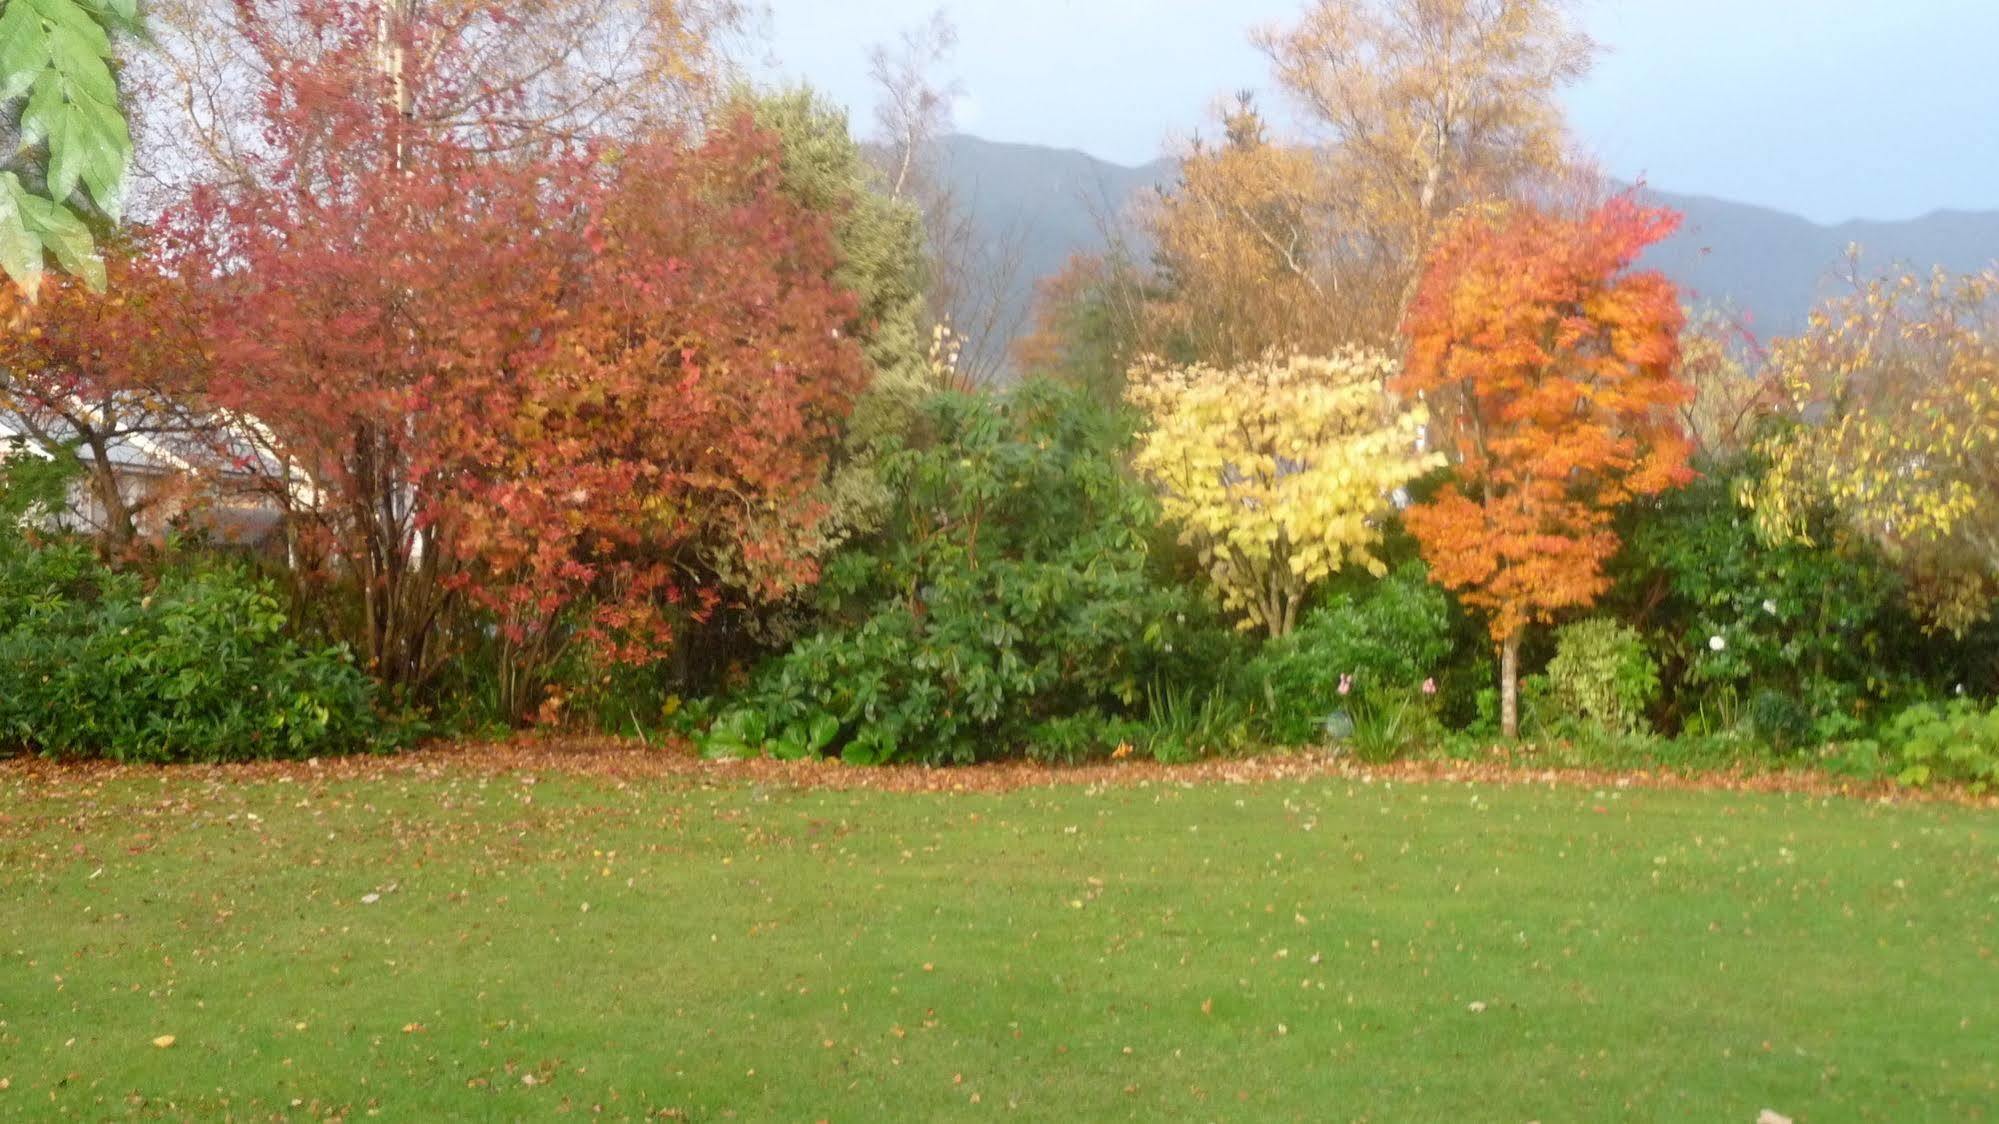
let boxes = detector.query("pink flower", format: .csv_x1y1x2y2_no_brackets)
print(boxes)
1337,674,1353,697
1422,677,1438,696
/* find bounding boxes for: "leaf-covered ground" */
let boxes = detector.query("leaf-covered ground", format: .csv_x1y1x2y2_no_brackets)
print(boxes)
1,747,1994,1120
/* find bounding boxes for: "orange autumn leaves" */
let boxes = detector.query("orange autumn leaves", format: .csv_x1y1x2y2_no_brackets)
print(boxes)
1125,192,1694,739
1398,197,1693,646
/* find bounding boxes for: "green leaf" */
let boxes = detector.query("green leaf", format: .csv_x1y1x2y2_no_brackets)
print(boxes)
5,0,132,220
0,0,51,103
18,28,126,216
76,0,141,33
770,732,809,762
43,85,128,214
807,712,839,753
26,0,110,54
5,176,103,288
44,17,114,88
0,174,45,297
17,66,63,144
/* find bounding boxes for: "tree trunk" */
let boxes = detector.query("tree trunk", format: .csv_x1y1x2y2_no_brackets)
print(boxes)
1499,630,1521,740
87,459,136,554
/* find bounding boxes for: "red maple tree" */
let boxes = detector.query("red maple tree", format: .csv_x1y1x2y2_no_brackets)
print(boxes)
168,0,865,714
1397,197,1693,738
437,124,867,718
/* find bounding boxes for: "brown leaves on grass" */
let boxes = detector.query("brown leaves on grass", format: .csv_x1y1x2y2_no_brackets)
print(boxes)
2,735,1993,810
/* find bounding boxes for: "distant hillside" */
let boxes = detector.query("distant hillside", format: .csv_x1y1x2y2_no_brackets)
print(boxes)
930,135,1173,362
1634,188,1999,335
932,133,1999,357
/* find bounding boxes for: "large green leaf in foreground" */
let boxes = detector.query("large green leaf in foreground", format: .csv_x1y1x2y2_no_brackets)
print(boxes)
0,0,138,295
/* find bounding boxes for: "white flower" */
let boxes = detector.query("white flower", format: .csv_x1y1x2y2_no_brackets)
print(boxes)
1762,599,1778,615
1708,635,1727,652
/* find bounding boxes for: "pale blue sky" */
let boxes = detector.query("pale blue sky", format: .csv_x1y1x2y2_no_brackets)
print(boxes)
752,0,1999,224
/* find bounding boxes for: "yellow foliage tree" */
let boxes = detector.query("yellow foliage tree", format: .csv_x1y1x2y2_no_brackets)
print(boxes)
1127,351,1441,637
1745,264,1999,633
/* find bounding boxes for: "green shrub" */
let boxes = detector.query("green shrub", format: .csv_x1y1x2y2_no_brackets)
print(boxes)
700,381,1236,765
1817,740,1893,783
1744,688,1816,753
1,452,390,762
996,683,1252,766
1619,464,1920,733
1247,564,1453,746
1347,684,1443,763
1140,679,1255,761
1879,700,1999,793
1545,619,1659,736
1024,712,1150,765
0,563,390,762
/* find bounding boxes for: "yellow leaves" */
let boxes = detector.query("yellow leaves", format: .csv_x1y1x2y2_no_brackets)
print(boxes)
1128,350,1439,635
1749,262,1999,632
151,1034,176,1049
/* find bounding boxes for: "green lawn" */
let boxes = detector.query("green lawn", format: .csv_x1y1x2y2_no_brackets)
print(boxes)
1,760,1994,1121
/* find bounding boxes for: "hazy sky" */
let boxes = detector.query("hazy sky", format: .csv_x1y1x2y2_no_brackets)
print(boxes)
754,0,1999,225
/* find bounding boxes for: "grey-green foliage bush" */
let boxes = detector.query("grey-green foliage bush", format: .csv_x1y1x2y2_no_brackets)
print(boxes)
746,85,930,543
1545,618,1660,736
0,454,388,762
1247,564,1453,747
702,380,1236,765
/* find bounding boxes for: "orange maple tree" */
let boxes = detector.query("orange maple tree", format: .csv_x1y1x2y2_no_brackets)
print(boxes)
1397,197,1693,738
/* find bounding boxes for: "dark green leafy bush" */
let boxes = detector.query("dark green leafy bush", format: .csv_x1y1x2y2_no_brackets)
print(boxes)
1246,565,1453,746
1023,712,1150,765
0,455,389,762
0,565,391,762
1744,688,1815,753
1815,739,1893,784
1620,464,1913,735
702,381,1234,764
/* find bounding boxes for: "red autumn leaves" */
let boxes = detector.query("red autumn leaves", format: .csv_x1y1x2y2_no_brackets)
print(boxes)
8,0,868,703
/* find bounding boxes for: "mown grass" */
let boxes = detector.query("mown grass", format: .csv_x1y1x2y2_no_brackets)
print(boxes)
1,761,1994,1121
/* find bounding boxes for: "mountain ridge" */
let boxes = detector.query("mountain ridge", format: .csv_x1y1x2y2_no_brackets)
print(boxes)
930,133,1999,353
